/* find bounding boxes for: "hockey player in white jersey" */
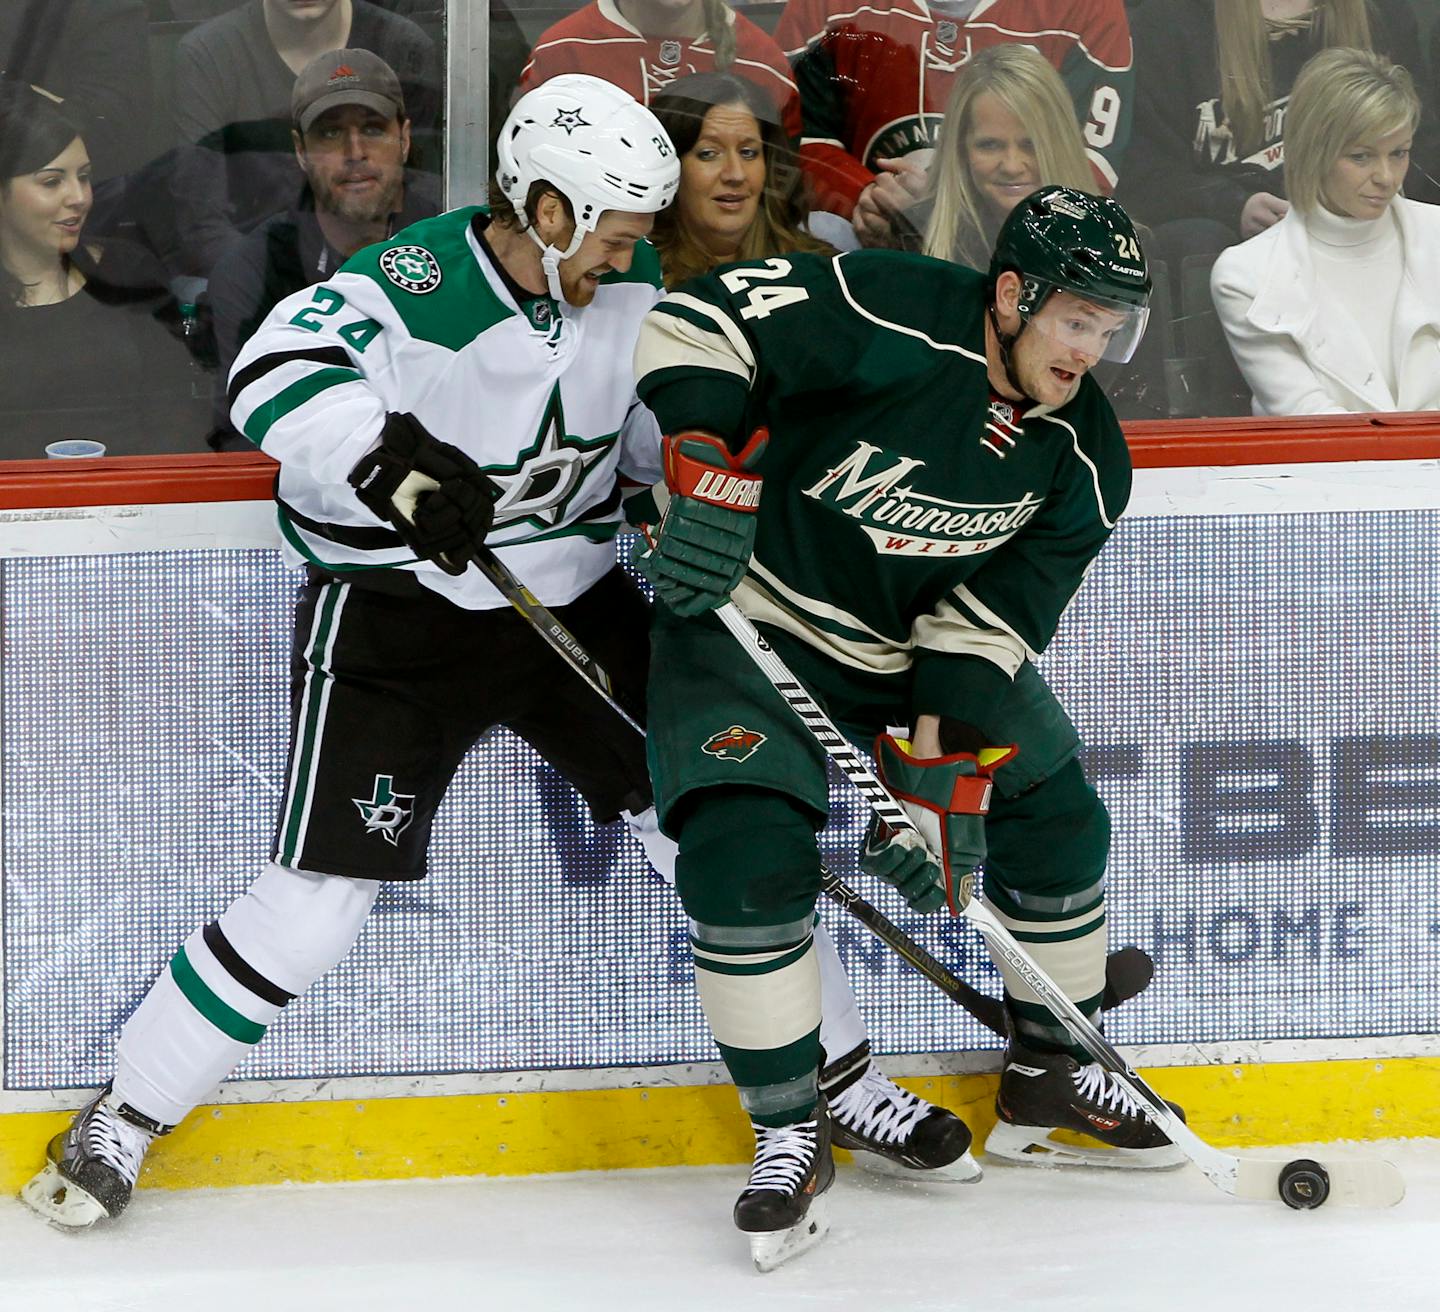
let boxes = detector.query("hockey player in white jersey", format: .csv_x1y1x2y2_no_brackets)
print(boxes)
20,74,974,1247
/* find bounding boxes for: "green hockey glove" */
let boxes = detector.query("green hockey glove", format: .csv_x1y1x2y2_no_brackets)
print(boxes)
348,412,499,577
860,734,1018,914
638,428,767,616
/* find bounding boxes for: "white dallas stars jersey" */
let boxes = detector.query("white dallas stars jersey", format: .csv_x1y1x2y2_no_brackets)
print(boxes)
229,207,664,609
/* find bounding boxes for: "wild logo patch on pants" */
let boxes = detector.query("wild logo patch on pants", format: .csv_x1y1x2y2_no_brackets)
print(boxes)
352,774,415,845
702,725,767,763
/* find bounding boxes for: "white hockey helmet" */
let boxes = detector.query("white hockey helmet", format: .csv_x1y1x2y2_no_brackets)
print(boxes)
496,74,679,292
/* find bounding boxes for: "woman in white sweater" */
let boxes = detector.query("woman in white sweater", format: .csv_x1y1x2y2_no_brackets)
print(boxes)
1211,47,1440,415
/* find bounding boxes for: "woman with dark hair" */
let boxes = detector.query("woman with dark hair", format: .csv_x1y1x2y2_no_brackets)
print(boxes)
0,82,199,455
648,72,842,289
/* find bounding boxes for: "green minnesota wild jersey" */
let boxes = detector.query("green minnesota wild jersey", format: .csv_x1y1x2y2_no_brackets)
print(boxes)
230,207,665,609
634,249,1131,721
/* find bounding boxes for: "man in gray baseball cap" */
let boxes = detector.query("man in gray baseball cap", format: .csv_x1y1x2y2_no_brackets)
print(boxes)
206,45,438,448
290,46,406,135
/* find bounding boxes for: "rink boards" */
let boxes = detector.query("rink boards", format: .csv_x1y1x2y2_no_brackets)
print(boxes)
0,439,1438,1191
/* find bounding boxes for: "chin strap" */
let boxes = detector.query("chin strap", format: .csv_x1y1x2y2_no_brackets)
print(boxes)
525,224,585,302
988,303,1034,403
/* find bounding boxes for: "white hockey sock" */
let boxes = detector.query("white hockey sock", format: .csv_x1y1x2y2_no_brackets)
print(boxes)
623,806,677,880
813,917,866,1063
114,862,379,1126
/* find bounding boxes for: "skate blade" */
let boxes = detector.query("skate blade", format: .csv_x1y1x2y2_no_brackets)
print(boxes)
19,1161,111,1230
1234,1155,1405,1208
848,1147,983,1184
984,1121,1187,1171
747,1194,831,1273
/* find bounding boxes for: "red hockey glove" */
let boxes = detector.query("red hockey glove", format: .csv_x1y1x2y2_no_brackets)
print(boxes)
860,735,1018,914
637,428,767,615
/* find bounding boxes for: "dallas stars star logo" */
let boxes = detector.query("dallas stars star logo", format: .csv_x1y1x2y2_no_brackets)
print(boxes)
485,386,614,530
551,106,590,135
352,774,415,846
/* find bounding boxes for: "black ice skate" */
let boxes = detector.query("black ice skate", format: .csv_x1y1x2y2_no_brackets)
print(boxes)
985,1041,1186,1170
20,1084,169,1228
822,1041,981,1183
733,1101,836,1273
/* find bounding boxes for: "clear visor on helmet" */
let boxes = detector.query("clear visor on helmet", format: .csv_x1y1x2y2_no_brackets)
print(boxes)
1023,284,1151,365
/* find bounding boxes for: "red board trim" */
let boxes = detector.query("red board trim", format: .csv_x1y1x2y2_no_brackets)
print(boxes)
0,414,1437,511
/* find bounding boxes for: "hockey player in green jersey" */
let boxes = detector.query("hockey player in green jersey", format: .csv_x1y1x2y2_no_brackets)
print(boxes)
634,186,1184,1269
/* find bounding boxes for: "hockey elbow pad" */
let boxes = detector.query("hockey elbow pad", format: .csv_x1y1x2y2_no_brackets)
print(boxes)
348,412,500,576
638,428,767,616
860,734,1018,915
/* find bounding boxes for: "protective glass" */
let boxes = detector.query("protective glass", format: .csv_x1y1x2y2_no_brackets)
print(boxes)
1024,284,1151,364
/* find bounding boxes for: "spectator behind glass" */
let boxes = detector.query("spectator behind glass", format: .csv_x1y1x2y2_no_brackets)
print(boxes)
902,46,1166,418
0,83,200,455
0,1,151,181
776,0,1132,222
1211,48,1440,415
519,0,799,141
647,72,839,289
206,47,440,448
1121,0,1438,247
857,44,1093,263
172,0,439,277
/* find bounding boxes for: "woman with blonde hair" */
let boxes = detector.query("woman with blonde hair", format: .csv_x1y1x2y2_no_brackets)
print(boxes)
917,44,1094,268
1121,0,1436,241
1211,47,1440,413
648,72,837,288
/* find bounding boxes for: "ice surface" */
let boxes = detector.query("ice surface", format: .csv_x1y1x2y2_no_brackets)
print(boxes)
1,1138,1434,1311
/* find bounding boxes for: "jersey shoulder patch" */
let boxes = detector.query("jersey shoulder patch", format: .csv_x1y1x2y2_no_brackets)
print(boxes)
599,237,664,291
343,207,512,351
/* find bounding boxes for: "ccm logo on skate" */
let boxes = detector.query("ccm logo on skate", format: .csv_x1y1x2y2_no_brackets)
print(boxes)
702,725,767,763
1083,1112,1122,1131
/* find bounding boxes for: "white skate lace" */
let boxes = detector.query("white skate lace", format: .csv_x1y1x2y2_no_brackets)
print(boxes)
746,1121,818,1193
1072,1063,1145,1120
829,1065,926,1146
77,1098,154,1186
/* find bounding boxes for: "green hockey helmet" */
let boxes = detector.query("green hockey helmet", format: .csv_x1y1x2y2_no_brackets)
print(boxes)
989,185,1152,364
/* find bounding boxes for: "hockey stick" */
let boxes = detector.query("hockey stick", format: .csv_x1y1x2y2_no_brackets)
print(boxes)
472,544,1038,1034
471,549,643,736
715,600,1405,1210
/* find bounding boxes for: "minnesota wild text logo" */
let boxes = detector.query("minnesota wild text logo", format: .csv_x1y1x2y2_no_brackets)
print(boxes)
352,774,415,845
702,725,767,763
802,441,1042,557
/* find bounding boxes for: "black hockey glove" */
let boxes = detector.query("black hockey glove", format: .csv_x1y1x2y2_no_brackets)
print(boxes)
348,412,499,577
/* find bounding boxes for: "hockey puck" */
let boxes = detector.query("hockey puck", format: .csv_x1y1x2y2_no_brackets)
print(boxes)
1277,1159,1331,1210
